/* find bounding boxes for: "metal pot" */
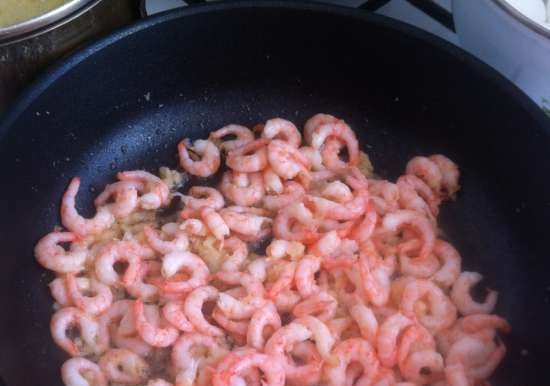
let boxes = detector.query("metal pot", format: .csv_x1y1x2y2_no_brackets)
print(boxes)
0,0,139,111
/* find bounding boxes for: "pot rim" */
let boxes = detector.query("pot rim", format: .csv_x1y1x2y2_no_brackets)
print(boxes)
0,0,102,45
492,0,550,39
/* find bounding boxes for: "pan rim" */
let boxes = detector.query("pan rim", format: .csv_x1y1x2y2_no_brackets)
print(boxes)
0,0,549,137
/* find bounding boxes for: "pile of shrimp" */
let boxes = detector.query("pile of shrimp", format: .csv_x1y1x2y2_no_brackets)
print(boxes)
35,114,510,386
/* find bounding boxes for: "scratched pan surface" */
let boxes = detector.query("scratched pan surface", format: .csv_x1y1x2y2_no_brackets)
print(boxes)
0,2,549,385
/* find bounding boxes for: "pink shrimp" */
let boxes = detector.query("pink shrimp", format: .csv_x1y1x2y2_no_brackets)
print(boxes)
216,271,266,319
299,146,324,171
263,167,284,194
160,251,209,293
147,380,173,386
445,336,506,381
430,239,461,288
266,238,305,260
180,218,208,237
184,286,223,336
267,139,310,180
368,179,400,216
397,174,440,222
358,252,392,307
200,207,230,240
49,277,74,307
451,272,498,315
209,124,254,152
262,118,302,147
181,186,225,213
178,138,221,177
65,274,112,315
349,303,378,345
325,338,379,386
293,315,335,358
306,187,368,222
226,139,269,173
247,302,282,350
94,180,143,218
61,357,107,386
310,120,359,170
95,241,144,287
429,154,460,198
295,255,322,298
211,306,249,340
266,261,297,299
144,223,189,255
400,279,457,333
405,156,443,194
172,332,227,386
292,291,337,322
303,113,339,145
285,341,323,386
50,307,100,356
273,289,302,313
399,251,440,278
220,236,248,272
126,260,161,301
61,177,115,236
382,209,436,260
117,170,170,209
134,299,179,347
273,202,319,244
377,312,414,368
98,348,149,385
263,181,306,212
35,232,87,273
220,171,264,206
162,300,194,332
220,206,272,238
399,350,444,384
212,351,285,386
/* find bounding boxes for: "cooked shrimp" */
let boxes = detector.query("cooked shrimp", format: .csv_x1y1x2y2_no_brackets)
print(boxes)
295,255,322,298
94,180,143,218
399,350,444,384
293,315,335,359
178,138,221,177
303,113,339,145
181,186,225,213
35,232,87,273
325,338,379,386
134,299,179,347
430,239,461,288
263,167,284,194
310,120,359,170
184,286,223,336
247,302,282,350
263,181,306,212
226,139,269,173
50,307,100,356
211,306,249,339
162,300,194,332
98,348,149,385
358,252,392,307
95,241,144,287
61,177,115,236
285,341,323,386
446,336,506,381
61,357,107,386
49,277,74,307
160,251,209,293
405,156,443,194
267,139,310,180
216,271,266,319
382,209,436,260
144,223,189,254
400,279,457,333
369,179,400,216
247,257,268,282
117,170,170,209
292,291,337,322
209,124,254,152
126,260,161,301
220,171,264,206
273,202,318,243
200,207,230,240
212,351,285,386
266,238,305,260
262,118,302,148
266,261,297,299
429,154,460,198
220,236,248,272
65,274,113,315
397,174,440,222
451,272,498,316
180,218,208,237
349,303,378,345
299,146,324,171
220,206,272,238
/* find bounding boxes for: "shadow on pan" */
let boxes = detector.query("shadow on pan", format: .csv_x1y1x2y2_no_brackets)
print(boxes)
0,2,549,385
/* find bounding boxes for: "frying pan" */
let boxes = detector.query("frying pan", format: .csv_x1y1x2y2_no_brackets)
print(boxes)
0,1,549,385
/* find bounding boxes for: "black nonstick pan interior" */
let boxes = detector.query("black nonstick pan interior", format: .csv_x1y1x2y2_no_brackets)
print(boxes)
0,2,549,385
